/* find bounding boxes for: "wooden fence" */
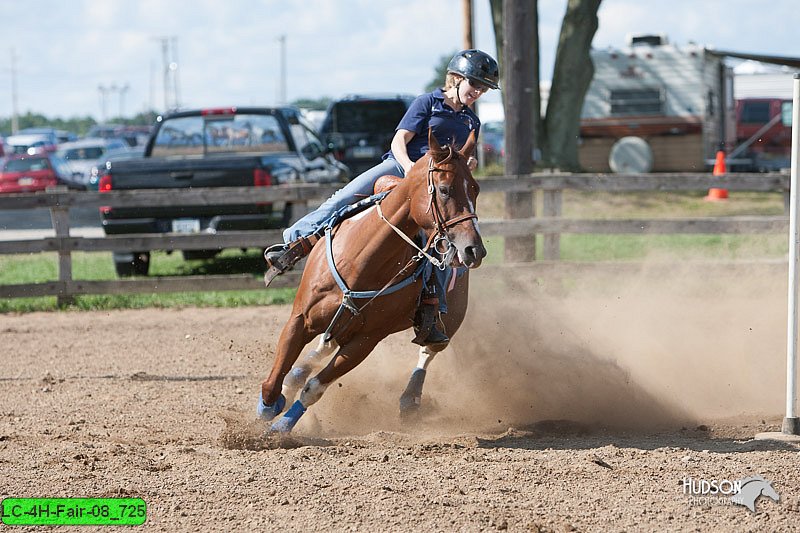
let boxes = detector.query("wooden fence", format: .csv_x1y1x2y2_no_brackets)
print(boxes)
0,171,791,305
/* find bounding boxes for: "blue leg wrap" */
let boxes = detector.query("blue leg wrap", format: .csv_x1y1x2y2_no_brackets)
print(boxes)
399,368,427,413
270,400,307,433
257,392,286,420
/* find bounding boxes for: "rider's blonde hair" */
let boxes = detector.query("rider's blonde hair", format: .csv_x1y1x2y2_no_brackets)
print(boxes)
444,73,465,90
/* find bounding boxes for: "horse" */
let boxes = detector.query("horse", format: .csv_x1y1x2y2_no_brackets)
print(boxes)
730,475,780,512
257,129,486,433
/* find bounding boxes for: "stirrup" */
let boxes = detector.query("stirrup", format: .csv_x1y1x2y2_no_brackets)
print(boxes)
412,303,449,348
263,236,319,287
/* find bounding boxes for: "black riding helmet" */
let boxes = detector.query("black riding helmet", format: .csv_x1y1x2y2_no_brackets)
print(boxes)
447,49,500,90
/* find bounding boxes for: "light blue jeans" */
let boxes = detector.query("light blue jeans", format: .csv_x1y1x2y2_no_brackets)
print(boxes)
283,158,404,243
282,157,450,313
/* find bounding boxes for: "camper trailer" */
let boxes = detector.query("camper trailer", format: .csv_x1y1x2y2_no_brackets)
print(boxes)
579,34,736,173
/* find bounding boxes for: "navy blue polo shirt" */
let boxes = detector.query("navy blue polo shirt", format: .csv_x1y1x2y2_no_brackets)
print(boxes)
384,88,480,163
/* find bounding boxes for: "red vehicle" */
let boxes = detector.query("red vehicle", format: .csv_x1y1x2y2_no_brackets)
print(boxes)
732,98,793,171
0,153,72,194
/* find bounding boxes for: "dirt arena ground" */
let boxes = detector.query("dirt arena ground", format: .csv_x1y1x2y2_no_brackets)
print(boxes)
1,263,799,531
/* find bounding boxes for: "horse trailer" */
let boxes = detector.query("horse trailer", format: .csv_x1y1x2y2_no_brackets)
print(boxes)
579,34,736,173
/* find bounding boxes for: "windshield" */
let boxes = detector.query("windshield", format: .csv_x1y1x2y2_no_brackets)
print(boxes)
59,147,105,160
4,158,51,172
329,101,408,133
150,113,290,157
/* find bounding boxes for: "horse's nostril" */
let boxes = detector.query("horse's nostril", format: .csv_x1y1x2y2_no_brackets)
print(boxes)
465,245,485,263
466,245,486,261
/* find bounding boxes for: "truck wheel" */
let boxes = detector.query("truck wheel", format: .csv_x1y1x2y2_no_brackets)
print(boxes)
114,252,150,277
281,203,294,227
182,250,219,261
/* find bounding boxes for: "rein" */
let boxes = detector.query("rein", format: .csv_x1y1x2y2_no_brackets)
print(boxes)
320,147,478,342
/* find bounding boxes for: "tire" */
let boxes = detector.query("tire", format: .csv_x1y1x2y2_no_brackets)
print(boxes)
608,136,653,173
182,250,220,261
281,202,295,227
114,252,150,277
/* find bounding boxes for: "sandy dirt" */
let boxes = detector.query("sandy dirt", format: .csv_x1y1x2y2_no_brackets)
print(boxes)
1,263,799,532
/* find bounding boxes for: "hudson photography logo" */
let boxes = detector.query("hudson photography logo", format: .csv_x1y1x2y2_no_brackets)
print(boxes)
682,475,780,512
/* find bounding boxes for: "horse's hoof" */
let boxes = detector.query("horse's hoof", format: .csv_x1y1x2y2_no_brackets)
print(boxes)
399,399,421,421
269,400,307,433
270,418,293,434
257,392,286,420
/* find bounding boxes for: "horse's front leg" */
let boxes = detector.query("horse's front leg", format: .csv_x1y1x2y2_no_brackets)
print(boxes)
258,313,314,420
280,337,339,406
271,334,380,433
399,345,438,418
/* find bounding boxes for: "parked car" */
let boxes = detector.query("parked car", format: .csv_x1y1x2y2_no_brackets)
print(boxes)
56,137,131,190
87,124,153,147
87,145,145,190
318,94,415,177
0,153,76,194
480,121,504,166
55,130,79,143
16,127,60,146
4,133,57,155
99,106,348,276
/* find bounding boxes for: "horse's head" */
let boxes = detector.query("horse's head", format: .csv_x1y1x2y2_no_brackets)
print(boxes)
410,129,486,269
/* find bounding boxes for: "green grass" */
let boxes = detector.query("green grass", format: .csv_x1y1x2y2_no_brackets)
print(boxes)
0,190,790,312
0,249,296,313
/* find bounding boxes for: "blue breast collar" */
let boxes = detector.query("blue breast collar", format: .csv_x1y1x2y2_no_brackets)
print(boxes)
324,223,427,301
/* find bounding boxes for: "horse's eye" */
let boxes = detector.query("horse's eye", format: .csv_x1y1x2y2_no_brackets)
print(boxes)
438,184,451,199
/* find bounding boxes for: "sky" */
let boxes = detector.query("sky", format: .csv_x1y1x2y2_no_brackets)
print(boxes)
1,0,798,122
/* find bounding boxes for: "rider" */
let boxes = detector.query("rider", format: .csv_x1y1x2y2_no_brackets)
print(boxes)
265,49,499,347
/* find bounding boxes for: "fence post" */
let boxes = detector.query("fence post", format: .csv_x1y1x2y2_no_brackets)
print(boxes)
50,203,75,307
502,0,537,262
543,189,562,260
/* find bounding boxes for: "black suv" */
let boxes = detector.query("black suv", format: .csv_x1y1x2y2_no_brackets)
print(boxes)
319,94,415,177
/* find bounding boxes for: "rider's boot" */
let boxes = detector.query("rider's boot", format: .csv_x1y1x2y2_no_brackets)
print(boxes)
412,294,450,351
263,234,320,286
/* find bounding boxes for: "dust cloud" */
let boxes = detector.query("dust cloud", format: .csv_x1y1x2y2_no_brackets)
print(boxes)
293,260,790,437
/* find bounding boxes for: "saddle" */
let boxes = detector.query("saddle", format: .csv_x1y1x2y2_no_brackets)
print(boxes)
264,181,399,286
373,174,402,195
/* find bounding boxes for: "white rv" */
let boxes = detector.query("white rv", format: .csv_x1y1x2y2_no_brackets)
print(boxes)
579,34,735,173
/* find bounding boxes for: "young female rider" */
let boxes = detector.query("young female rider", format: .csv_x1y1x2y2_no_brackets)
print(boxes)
265,49,499,347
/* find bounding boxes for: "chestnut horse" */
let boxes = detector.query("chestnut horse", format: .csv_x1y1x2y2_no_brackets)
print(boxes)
258,130,485,433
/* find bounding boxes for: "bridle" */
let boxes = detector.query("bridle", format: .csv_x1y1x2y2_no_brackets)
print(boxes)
426,147,479,264
321,147,480,340
376,146,479,270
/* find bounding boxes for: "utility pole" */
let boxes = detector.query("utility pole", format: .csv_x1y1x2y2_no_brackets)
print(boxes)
98,85,110,122
149,60,156,115
119,83,130,118
171,37,181,109
160,37,170,111
462,0,473,50
10,48,19,134
278,35,287,104
153,36,180,112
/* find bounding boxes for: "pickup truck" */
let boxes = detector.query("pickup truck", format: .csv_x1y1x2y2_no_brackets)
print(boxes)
98,106,348,276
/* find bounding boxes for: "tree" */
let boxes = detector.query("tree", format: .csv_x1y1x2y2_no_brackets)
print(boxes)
543,0,601,170
491,0,602,170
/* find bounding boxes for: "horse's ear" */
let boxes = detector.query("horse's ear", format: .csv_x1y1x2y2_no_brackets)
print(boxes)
428,127,444,157
459,130,477,159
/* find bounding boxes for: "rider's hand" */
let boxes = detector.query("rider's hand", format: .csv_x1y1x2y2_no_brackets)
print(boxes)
467,156,477,171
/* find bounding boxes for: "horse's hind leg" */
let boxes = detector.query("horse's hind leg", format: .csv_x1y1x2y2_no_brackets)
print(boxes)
271,334,379,433
399,346,437,418
281,337,339,406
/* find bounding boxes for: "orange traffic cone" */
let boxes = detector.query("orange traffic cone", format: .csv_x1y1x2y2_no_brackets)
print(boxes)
704,150,728,201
